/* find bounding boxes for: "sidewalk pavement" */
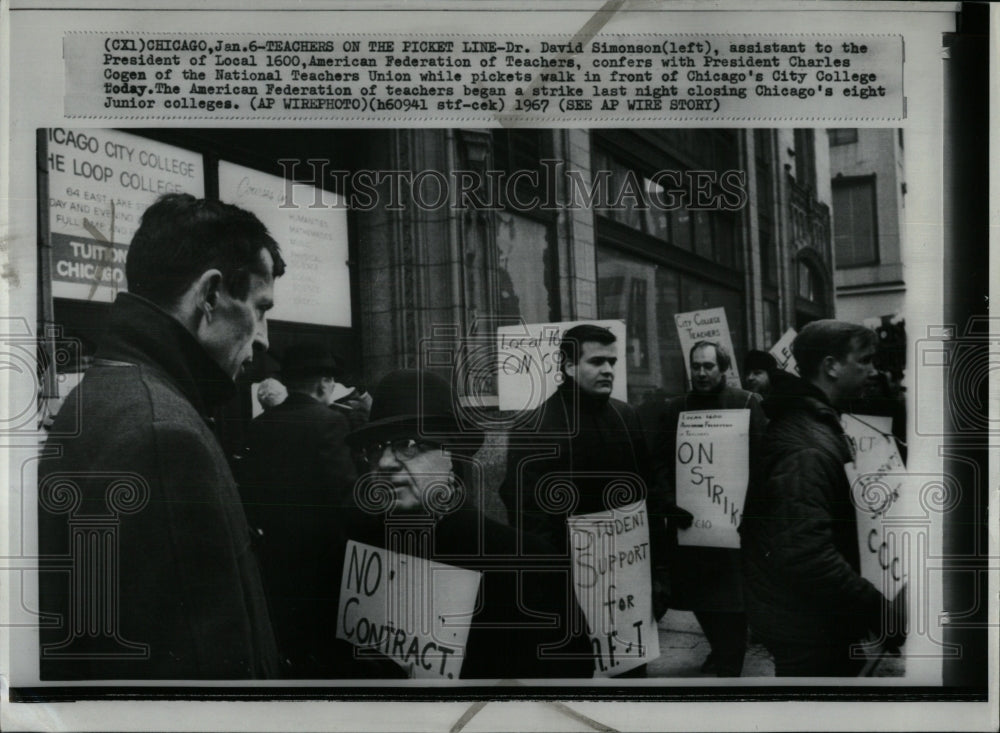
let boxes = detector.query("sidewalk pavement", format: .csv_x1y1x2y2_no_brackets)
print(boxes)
649,609,904,678
649,609,774,678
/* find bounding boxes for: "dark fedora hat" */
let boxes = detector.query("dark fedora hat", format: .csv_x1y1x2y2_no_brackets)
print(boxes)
280,341,339,380
744,349,778,373
346,368,484,455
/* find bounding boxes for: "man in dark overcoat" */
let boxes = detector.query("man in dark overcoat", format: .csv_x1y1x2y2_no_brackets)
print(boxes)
740,320,907,676
38,193,283,679
499,324,669,676
656,340,767,677
239,341,357,677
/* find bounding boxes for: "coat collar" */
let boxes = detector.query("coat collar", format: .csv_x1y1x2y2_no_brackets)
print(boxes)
95,292,236,415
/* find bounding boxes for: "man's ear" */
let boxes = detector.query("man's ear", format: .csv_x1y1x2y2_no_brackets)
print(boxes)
192,269,224,320
820,354,840,380
563,360,577,381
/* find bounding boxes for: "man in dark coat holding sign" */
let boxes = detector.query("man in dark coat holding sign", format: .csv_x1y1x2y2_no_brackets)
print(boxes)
740,320,907,676
655,340,767,677
500,324,670,677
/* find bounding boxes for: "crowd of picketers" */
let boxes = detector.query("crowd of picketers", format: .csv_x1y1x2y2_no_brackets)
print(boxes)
38,194,906,681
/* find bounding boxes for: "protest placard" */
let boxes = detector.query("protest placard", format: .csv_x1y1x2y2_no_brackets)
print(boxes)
567,500,659,677
497,319,627,411
673,308,741,388
335,540,481,679
769,328,799,374
675,410,751,549
842,414,907,601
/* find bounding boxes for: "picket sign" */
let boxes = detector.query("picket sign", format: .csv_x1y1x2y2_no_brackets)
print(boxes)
496,319,628,411
674,308,741,389
567,500,660,677
674,410,751,549
841,414,907,601
335,540,481,679
769,328,799,374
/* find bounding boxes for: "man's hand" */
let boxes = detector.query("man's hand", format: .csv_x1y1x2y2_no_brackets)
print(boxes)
663,504,694,530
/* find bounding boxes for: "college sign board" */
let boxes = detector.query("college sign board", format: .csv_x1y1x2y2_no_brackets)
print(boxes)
496,319,627,411
769,328,799,374
45,128,205,303
568,500,660,677
336,540,481,679
674,308,741,389
675,410,751,549
841,414,907,601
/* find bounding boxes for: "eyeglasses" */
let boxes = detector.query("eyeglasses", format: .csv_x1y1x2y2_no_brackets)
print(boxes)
359,438,441,465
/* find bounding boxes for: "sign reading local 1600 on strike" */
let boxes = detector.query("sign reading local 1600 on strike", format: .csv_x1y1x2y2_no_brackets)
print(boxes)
568,500,660,677
674,307,741,389
675,409,751,549
336,541,481,679
496,319,627,412
45,128,205,303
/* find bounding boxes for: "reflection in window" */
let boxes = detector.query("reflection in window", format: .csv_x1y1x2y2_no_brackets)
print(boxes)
797,260,825,305
495,212,554,324
597,246,744,401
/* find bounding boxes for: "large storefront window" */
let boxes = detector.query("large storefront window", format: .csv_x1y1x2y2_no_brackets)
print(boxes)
495,211,556,324
597,247,745,403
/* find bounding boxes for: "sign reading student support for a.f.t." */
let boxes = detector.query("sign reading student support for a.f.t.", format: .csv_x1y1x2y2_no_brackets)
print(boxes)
675,410,751,549
496,319,628,411
336,541,481,679
842,414,907,601
674,308,740,389
567,500,660,677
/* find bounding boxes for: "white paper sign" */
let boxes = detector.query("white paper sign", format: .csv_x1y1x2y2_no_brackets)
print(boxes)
674,308,741,388
769,328,799,374
46,128,205,303
675,410,751,549
219,161,351,327
335,540,481,680
496,319,628,411
842,414,907,600
567,500,660,677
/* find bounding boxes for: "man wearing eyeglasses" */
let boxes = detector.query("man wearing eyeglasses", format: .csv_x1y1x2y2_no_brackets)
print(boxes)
343,369,593,679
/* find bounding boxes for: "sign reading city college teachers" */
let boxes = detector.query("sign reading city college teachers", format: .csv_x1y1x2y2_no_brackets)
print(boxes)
674,308,741,389
218,161,351,327
496,319,627,412
769,327,799,374
568,500,660,677
842,414,907,601
675,410,751,549
335,541,481,680
46,128,205,303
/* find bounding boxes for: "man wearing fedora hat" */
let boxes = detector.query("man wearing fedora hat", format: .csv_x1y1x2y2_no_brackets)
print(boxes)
343,368,593,679
239,341,357,677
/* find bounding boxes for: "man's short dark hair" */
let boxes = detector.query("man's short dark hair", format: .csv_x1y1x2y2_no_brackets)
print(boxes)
126,193,286,307
689,340,731,372
559,324,616,372
792,320,878,379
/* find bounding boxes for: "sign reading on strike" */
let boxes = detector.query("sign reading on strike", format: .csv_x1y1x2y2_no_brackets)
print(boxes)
335,540,481,679
842,414,907,601
46,128,204,303
674,308,740,389
496,319,627,411
567,500,660,677
769,328,799,374
675,410,751,549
